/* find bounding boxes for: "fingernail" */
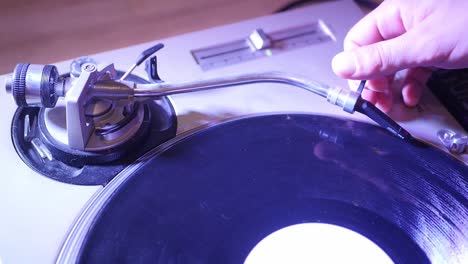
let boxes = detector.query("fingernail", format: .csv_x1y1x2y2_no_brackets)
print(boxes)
332,52,356,77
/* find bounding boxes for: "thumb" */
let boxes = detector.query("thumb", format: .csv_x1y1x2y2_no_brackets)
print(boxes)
332,32,421,80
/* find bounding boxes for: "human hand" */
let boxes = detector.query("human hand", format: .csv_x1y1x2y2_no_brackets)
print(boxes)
331,0,468,112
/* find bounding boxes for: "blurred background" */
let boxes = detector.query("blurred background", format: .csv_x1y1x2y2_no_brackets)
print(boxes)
0,0,380,74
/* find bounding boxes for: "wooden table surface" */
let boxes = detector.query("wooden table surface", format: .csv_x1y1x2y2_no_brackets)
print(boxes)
0,0,305,74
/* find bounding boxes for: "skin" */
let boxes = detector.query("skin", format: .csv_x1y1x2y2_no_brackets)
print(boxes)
331,0,468,112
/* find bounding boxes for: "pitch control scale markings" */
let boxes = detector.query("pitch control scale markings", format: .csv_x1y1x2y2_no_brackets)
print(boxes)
191,21,335,70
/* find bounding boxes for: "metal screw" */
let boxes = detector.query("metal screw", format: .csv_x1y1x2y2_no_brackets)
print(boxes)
83,63,96,72
437,129,467,154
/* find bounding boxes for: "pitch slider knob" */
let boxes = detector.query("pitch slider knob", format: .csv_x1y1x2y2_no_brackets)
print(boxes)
248,28,272,51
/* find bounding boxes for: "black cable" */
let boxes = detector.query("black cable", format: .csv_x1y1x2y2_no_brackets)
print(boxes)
275,0,331,13
353,0,380,9
275,0,380,13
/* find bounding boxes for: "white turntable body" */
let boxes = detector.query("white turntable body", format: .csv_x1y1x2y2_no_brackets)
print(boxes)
0,1,466,263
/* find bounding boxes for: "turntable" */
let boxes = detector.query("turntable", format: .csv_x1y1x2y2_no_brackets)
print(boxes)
0,1,466,263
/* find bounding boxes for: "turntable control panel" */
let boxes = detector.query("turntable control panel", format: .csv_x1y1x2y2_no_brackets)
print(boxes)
191,21,334,70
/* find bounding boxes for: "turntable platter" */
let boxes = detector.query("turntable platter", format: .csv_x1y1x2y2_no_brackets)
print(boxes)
59,114,468,263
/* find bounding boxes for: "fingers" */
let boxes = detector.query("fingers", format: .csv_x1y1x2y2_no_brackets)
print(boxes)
343,0,408,51
375,89,393,113
360,89,393,113
362,77,393,113
367,77,390,93
332,0,409,79
331,0,437,111
358,68,432,111
401,67,433,106
331,0,433,80
332,32,421,80
348,77,394,112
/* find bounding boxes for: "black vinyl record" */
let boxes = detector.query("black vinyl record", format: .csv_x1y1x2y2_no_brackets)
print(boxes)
67,114,468,263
